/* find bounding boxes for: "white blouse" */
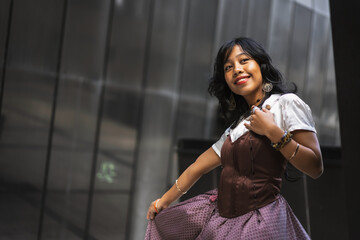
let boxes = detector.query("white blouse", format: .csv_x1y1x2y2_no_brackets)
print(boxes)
212,93,316,157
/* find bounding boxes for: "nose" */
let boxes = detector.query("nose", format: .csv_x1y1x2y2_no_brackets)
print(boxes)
233,63,243,77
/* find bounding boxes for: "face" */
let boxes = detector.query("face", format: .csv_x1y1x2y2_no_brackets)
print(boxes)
223,45,263,105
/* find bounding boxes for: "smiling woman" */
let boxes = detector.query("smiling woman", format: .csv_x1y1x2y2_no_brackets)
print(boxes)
223,45,263,104
144,37,323,239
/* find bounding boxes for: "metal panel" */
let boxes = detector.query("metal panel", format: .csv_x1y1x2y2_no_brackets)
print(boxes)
41,0,111,239
176,0,218,139
295,0,312,9
128,0,188,239
91,0,152,239
0,0,11,70
146,0,187,92
318,34,340,145
0,0,64,239
245,0,272,47
303,13,330,123
287,3,312,95
314,0,330,16
106,0,150,90
131,94,178,239
215,0,247,46
91,87,140,240
267,0,294,75
0,0,11,124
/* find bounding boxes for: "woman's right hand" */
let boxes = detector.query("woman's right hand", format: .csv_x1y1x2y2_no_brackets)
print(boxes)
146,198,166,220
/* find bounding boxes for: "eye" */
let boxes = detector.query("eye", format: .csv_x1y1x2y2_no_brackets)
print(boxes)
240,58,250,64
224,65,233,72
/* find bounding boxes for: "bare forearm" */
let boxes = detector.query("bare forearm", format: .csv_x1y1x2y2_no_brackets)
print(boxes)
280,139,323,178
160,163,202,207
266,126,323,179
147,148,221,219
159,148,221,207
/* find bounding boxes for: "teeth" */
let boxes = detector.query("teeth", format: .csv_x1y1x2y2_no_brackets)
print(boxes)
236,78,247,84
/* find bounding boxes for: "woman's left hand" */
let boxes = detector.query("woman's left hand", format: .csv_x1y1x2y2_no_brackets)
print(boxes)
244,106,277,136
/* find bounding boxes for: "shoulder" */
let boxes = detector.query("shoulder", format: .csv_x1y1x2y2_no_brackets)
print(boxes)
278,93,305,105
277,93,316,132
278,93,312,110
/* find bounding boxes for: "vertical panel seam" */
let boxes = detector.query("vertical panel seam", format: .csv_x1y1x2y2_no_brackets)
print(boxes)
203,0,220,139
302,2,315,236
0,0,14,122
125,0,156,239
284,0,296,79
84,0,115,239
38,0,69,239
303,2,315,99
165,0,191,190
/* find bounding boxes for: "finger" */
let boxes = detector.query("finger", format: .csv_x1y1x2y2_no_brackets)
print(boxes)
251,106,260,114
150,210,155,220
147,207,154,220
244,122,252,130
262,108,269,113
147,210,150,220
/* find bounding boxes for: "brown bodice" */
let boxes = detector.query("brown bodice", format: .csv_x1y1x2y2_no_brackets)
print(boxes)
218,131,287,218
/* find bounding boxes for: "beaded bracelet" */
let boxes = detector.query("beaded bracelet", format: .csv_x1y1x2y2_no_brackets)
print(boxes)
271,131,293,151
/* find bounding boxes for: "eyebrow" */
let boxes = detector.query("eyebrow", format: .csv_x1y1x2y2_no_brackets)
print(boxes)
224,53,249,64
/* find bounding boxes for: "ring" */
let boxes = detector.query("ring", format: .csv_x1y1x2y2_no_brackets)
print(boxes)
251,106,260,114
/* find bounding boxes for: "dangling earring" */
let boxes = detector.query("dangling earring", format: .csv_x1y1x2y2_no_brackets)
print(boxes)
262,82,273,93
229,93,236,110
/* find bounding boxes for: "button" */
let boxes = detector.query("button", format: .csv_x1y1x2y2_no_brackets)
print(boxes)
254,194,257,198
252,171,255,175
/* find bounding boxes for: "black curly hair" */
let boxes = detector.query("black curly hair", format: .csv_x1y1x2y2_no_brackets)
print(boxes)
208,37,297,128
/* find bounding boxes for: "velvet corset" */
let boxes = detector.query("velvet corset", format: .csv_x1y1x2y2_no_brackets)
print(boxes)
217,131,287,218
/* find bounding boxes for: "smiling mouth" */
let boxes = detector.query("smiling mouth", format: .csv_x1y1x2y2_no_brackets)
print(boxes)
235,76,250,85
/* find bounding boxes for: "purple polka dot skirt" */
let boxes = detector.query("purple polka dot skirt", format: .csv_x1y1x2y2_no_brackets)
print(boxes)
145,189,310,240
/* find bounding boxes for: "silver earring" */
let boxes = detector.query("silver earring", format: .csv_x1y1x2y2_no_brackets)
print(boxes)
262,82,273,93
229,93,236,110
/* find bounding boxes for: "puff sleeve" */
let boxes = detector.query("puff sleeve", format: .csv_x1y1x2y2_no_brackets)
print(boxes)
279,93,316,133
212,127,230,157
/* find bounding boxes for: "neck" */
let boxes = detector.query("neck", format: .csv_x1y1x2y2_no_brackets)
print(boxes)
246,92,265,107
250,98,262,107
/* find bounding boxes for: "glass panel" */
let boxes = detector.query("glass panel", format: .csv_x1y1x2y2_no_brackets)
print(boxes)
287,3,312,95
246,0,272,47
90,0,150,239
0,0,64,239
42,0,111,238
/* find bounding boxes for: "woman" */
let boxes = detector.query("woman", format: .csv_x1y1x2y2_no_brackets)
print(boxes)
145,37,323,239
